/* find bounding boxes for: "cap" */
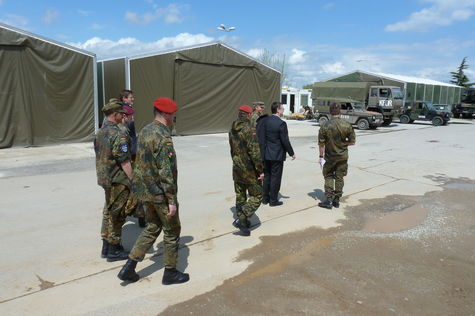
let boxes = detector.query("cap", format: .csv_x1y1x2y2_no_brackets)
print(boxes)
252,101,265,107
102,99,126,114
239,105,253,114
153,97,178,114
123,105,134,115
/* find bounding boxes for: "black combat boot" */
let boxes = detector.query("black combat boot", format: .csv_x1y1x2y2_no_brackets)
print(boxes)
162,268,190,285
318,199,333,209
332,199,340,208
117,259,140,282
232,218,251,236
107,243,129,262
101,239,109,258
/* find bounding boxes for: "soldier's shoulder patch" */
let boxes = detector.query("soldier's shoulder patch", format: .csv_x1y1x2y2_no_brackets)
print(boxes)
121,144,128,152
168,151,174,158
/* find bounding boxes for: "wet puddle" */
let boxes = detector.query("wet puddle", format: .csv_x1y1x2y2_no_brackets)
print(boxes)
361,204,430,233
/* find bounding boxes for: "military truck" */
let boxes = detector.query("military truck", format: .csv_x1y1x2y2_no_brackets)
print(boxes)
312,82,404,126
452,88,475,118
314,97,384,130
399,101,450,126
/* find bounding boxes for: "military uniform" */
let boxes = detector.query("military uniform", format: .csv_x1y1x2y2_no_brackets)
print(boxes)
128,120,181,268
318,117,355,202
229,117,263,226
250,112,260,129
94,120,131,246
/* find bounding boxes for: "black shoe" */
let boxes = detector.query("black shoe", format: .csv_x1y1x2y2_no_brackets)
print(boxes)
162,268,190,285
232,218,251,236
269,201,283,207
117,259,140,282
138,217,146,228
101,239,109,258
107,244,129,262
318,200,333,209
262,199,269,205
332,200,340,208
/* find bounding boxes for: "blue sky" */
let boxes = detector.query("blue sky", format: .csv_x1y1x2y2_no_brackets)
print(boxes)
1,0,474,87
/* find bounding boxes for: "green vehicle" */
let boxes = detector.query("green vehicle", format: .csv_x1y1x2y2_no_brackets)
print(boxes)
312,82,404,126
314,97,384,130
452,88,475,118
400,101,450,126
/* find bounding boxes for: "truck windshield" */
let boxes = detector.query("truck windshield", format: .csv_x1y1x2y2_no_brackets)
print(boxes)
391,88,404,99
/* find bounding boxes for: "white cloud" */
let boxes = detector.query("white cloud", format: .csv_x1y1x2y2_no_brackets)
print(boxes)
68,33,214,59
320,62,346,75
246,48,264,58
288,48,306,64
0,14,28,29
42,8,59,25
90,23,104,30
125,3,187,25
385,0,475,32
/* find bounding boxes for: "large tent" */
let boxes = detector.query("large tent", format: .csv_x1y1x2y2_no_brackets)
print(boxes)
326,70,462,105
98,42,281,135
0,23,97,148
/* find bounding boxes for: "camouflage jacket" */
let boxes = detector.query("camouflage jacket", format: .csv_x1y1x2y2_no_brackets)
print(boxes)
250,112,260,129
132,120,178,205
229,118,263,184
94,120,131,188
318,117,355,161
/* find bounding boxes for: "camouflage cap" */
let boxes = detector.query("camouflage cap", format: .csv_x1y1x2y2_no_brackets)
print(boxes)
252,101,265,107
102,99,126,114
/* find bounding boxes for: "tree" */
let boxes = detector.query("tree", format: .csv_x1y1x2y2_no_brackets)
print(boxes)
256,49,287,86
450,57,474,88
302,83,314,89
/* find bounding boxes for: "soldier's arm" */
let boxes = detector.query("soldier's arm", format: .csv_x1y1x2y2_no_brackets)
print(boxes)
318,127,326,157
347,125,356,146
246,128,264,176
156,137,178,206
112,132,132,179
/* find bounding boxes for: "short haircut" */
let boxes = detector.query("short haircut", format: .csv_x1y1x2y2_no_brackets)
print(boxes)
119,89,133,102
329,103,341,115
271,101,282,114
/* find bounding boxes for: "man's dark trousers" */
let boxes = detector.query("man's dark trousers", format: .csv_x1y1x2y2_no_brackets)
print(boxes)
263,160,284,204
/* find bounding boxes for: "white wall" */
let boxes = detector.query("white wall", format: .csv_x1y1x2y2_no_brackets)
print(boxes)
281,87,312,115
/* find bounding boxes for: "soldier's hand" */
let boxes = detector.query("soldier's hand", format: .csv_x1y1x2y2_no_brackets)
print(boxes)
258,173,264,181
167,204,177,216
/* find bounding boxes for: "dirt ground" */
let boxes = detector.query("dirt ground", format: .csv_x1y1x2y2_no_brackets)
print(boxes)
162,177,475,316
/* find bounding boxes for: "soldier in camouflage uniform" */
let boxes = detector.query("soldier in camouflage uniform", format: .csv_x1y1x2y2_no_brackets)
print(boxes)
229,105,264,236
317,103,356,209
94,100,133,262
250,101,266,128
118,97,189,285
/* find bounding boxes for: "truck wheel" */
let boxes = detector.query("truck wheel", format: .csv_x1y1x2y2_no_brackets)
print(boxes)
381,118,393,126
399,114,410,124
432,116,443,126
357,118,370,130
318,116,329,125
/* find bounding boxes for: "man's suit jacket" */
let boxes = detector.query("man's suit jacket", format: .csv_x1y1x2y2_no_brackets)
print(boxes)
257,114,294,161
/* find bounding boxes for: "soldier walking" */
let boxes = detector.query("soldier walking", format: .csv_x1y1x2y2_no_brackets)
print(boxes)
94,100,132,261
250,101,266,128
229,105,264,236
118,97,189,285
318,103,356,209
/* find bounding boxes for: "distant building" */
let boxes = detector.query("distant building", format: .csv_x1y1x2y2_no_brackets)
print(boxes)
281,87,312,115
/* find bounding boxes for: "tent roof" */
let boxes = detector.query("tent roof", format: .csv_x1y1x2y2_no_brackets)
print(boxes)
108,41,281,74
0,22,96,57
325,70,460,88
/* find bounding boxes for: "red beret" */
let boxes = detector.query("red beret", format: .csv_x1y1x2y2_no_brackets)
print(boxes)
239,105,253,114
123,105,134,115
153,97,177,114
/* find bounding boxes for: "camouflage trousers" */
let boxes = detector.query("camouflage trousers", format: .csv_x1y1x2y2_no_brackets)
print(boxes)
234,181,263,222
322,159,348,201
129,202,181,269
101,184,129,245
124,195,145,218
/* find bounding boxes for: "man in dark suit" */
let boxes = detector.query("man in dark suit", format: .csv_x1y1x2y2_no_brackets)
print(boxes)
257,101,295,206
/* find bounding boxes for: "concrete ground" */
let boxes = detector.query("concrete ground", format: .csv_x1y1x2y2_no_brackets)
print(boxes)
0,118,474,315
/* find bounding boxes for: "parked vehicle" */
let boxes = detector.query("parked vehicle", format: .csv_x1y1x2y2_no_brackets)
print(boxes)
452,88,475,118
312,82,404,126
314,97,384,130
400,101,450,126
